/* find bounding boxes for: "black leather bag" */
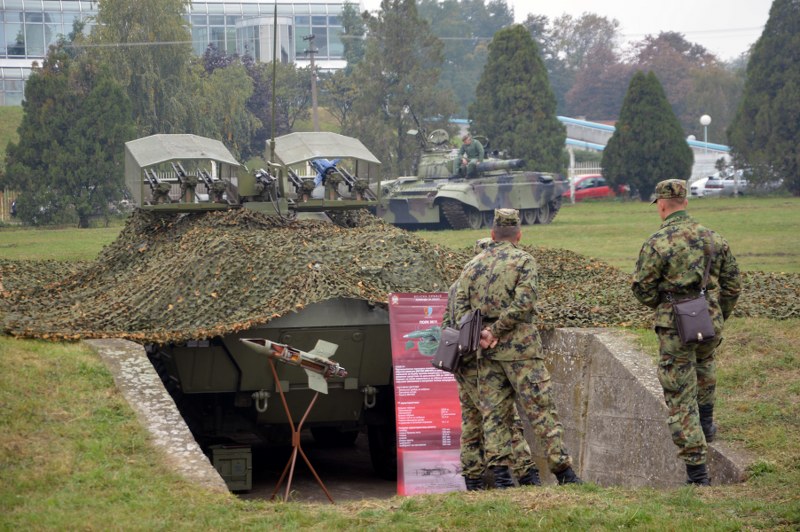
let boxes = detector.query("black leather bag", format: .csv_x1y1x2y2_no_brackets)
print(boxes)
431,326,461,372
671,236,716,345
458,308,483,355
673,295,715,345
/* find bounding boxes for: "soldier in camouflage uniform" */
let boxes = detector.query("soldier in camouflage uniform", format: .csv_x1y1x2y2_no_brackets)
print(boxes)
632,179,741,486
454,208,582,488
443,241,539,491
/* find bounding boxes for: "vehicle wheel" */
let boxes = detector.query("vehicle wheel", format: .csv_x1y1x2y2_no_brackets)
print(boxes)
368,423,397,480
310,426,359,447
482,210,494,227
534,201,551,224
466,207,483,229
521,209,537,225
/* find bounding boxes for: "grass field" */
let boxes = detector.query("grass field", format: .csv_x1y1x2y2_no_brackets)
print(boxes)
1,197,798,529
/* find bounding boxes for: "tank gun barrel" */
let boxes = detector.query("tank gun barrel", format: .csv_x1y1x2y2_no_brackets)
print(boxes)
475,158,525,172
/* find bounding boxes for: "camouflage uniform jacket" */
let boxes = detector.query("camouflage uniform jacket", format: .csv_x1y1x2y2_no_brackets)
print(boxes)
455,240,541,361
632,211,741,330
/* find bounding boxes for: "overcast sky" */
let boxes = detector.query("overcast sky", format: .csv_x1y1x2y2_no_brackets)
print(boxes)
359,0,773,61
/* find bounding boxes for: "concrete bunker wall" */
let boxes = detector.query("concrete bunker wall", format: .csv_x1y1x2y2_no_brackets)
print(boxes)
533,328,748,487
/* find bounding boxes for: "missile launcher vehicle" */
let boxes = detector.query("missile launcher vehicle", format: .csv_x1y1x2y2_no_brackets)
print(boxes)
372,129,568,229
123,132,424,483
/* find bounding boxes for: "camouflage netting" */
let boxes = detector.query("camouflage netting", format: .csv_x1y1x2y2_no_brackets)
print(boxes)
0,209,797,344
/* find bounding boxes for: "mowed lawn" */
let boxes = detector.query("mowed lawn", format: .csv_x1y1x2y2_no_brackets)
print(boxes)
1,196,798,530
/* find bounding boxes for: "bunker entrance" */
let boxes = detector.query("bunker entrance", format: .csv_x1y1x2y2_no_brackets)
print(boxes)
89,324,751,499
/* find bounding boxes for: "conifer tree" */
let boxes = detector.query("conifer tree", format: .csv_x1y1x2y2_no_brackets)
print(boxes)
469,25,565,173
1,43,135,227
602,71,693,200
727,0,799,195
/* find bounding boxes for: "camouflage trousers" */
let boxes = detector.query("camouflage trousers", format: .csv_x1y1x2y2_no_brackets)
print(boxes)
656,327,721,466
477,357,572,473
455,355,535,478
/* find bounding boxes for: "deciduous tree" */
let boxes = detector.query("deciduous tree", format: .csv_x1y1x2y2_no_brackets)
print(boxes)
347,0,456,177
91,0,195,136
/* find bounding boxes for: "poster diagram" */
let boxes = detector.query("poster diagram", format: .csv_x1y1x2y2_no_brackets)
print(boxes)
388,292,464,495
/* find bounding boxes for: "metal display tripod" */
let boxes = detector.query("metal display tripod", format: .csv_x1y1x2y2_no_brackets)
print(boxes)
267,358,335,503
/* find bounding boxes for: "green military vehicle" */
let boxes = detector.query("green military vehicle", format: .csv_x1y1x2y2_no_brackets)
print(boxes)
125,133,399,482
373,129,568,229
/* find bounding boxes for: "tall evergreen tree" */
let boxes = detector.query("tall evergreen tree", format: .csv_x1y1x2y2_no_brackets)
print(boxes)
469,25,564,173
1,43,135,227
347,0,456,177
602,71,693,200
727,0,800,195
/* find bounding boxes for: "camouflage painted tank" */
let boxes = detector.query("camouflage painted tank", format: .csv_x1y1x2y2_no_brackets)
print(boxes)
372,129,568,229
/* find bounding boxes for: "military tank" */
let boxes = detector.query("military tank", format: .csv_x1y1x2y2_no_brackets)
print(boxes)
373,129,568,230
121,132,421,483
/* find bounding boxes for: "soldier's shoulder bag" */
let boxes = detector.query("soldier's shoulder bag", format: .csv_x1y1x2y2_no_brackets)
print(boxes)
673,295,715,345
431,326,461,372
458,308,483,356
431,309,483,373
671,237,716,345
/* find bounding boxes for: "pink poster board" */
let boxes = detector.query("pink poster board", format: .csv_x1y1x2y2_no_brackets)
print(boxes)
388,292,465,495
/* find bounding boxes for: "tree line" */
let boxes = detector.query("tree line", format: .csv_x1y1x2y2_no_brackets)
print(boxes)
1,0,797,226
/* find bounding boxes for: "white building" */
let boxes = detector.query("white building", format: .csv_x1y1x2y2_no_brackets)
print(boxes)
0,0,359,105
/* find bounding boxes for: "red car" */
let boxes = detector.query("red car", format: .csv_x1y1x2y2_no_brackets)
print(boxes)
563,174,628,202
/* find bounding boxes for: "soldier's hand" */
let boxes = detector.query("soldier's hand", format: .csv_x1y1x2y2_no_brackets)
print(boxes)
480,328,498,349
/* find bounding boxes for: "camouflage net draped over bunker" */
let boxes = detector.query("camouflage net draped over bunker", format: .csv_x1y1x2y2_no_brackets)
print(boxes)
1,209,797,343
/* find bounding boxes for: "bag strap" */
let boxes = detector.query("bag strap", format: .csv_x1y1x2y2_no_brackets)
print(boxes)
700,233,716,294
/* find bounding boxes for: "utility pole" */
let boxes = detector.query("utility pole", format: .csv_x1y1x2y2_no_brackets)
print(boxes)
303,34,320,132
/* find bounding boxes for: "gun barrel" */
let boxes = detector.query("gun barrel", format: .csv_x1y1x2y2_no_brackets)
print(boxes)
475,158,525,172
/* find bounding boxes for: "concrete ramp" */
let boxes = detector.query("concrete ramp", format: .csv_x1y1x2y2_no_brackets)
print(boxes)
532,328,749,487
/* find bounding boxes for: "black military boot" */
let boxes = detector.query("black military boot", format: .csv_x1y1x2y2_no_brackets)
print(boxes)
555,466,584,485
464,475,486,491
686,463,711,486
517,466,542,486
490,466,515,489
698,404,717,443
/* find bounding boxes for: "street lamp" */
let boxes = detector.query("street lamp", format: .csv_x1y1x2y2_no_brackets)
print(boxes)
700,115,711,154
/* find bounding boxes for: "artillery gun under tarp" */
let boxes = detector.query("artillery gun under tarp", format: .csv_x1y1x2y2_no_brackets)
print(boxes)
373,129,568,229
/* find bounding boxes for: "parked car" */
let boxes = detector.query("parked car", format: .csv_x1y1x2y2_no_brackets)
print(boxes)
704,172,749,197
563,174,629,202
690,177,710,197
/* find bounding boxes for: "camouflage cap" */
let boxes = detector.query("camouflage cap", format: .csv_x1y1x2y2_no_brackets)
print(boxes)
493,208,520,226
651,179,687,204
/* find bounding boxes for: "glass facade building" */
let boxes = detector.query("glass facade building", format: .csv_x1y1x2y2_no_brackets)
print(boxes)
0,0,353,105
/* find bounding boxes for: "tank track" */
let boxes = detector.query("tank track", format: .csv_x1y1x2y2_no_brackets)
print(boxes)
440,199,471,230
546,197,562,223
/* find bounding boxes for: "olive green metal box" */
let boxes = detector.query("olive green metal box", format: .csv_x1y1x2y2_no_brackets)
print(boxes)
211,445,252,491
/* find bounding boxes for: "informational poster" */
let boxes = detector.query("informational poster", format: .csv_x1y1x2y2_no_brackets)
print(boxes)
388,292,464,495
